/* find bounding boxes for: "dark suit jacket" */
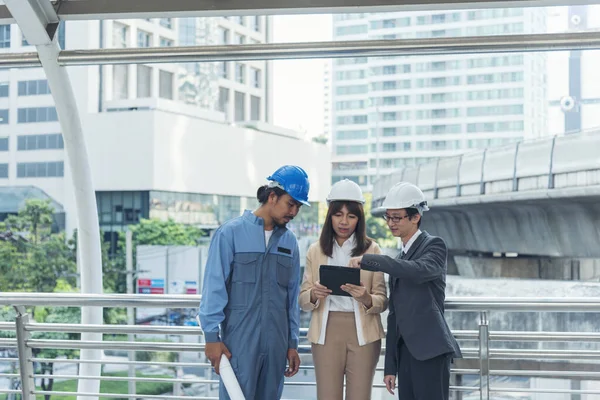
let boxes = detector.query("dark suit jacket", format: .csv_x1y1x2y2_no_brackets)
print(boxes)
361,231,462,376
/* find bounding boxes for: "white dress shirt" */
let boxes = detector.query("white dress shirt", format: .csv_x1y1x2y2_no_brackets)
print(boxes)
402,229,422,255
327,234,356,312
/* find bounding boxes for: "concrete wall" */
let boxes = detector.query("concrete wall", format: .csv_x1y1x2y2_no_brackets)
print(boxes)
84,108,331,202
423,195,600,257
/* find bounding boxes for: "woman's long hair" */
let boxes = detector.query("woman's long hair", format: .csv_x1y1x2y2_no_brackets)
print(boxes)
319,200,372,258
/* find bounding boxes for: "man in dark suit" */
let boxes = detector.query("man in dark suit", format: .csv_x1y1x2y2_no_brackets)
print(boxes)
348,182,461,400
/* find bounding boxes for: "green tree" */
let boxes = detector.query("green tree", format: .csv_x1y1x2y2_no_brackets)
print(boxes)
363,192,396,249
0,200,77,294
32,281,81,400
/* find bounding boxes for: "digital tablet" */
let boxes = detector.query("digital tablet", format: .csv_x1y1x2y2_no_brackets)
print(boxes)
319,265,360,297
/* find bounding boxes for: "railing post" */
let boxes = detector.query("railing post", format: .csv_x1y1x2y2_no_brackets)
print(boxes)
478,311,490,400
14,306,36,400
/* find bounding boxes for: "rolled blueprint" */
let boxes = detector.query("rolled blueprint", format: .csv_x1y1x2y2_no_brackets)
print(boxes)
219,354,245,400
196,316,244,399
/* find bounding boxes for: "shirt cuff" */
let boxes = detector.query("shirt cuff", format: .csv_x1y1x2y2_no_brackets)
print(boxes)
288,338,299,350
204,331,221,343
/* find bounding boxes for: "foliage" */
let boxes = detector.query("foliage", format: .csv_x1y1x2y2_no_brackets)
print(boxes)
0,200,77,295
363,192,397,249
312,135,328,145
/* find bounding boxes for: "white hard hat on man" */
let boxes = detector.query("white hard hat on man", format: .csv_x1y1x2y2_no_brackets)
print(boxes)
381,182,430,214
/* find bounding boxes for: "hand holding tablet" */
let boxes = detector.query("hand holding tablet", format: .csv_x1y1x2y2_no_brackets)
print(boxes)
319,265,360,297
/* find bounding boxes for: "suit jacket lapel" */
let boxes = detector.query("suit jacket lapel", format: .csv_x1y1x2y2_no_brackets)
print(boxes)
391,232,429,289
403,231,428,260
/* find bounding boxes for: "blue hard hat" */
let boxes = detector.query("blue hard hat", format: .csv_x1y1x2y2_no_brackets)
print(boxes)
266,165,311,206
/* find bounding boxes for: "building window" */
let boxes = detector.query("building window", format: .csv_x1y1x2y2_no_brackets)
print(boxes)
159,18,173,29
159,37,173,47
218,87,230,117
137,65,152,98
218,27,229,44
0,109,8,124
251,67,261,88
235,63,246,84
113,65,129,100
218,62,229,79
17,161,64,178
252,16,261,32
336,145,368,155
17,134,64,151
0,82,8,97
0,137,7,151
235,91,245,121
0,25,10,48
113,23,128,48
17,107,58,123
0,164,7,178
159,70,173,99
250,95,260,121
234,33,245,45
137,30,151,47
18,80,50,96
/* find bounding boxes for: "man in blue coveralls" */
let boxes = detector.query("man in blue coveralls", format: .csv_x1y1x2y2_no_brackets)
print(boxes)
199,165,310,400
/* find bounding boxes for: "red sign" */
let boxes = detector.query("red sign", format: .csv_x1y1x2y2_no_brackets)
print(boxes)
138,279,151,287
150,288,164,294
186,288,197,294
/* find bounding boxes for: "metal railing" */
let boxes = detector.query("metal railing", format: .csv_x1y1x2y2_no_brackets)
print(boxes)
371,129,600,208
0,294,599,399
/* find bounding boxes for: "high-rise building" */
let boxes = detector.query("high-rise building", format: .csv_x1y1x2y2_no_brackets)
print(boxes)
0,17,329,241
331,9,548,190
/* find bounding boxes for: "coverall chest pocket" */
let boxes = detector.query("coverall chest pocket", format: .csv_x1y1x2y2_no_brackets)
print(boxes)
276,255,292,287
229,253,258,309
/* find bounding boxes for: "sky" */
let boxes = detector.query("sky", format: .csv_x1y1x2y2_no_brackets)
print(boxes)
271,15,332,140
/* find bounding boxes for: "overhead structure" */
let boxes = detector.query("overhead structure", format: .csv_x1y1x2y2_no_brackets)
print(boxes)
0,0,598,22
1,32,600,68
3,1,104,399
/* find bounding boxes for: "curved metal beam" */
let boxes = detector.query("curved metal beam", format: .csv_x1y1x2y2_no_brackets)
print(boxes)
3,32,600,68
4,1,104,399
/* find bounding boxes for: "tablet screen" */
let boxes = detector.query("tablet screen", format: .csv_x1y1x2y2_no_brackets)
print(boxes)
319,265,360,297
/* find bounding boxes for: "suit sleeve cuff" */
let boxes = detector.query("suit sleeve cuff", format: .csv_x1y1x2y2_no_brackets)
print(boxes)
204,331,221,343
288,338,299,350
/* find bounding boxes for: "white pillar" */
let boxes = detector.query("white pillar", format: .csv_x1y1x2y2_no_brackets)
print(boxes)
4,1,104,399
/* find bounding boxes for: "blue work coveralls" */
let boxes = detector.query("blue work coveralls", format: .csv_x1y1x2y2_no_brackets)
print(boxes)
199,210,301,400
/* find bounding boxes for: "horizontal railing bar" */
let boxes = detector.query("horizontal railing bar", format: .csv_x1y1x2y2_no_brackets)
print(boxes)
490,387,600,395
27,339,204,352
33,374,215,385
0,358,19,363
0,322,15,330
28,339,481,356
492,349,600,360
491,369,600,378
1,293,599,311
31,358,211,368
0,293,201,308
34,392,219,400
0,390,22,394
26,323,202,335
0,339,18,347
490,331,600,342
0,373,20,378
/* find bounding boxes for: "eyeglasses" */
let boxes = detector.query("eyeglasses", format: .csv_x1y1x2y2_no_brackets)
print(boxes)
382,214,409,223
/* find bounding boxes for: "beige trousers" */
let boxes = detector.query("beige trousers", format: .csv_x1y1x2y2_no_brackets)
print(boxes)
311,312,381,400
